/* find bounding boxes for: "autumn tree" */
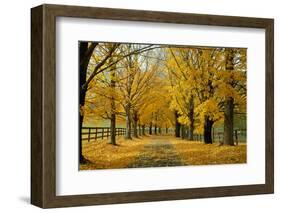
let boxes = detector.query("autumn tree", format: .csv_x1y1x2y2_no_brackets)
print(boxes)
80,43,121,149
81,42,246,150
79,42,98,163
219,48,247,145
81,43,158,146
165,48,198,141
165,46,246,144
116,45,160,139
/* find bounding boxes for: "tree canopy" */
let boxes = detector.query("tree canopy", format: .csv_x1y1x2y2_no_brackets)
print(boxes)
79,42,247,159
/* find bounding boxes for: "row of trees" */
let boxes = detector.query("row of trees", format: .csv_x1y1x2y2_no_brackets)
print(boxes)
79,42,165,162
79,42,246,163
166,47,246,145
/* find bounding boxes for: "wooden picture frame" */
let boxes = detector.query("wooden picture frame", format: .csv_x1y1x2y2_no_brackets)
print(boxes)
31,4,274,208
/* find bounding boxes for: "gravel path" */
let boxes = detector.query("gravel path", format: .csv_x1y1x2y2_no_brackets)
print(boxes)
128,137,183,168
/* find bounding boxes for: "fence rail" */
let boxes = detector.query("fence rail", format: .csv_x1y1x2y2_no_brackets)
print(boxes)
82,126,246,144
82,127,126,142
213,129,246,144
188,129,246,144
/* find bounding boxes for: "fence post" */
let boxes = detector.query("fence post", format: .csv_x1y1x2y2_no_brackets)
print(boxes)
95,128,97,140
101,128,104,139
88,128,91,142
235,130,238,145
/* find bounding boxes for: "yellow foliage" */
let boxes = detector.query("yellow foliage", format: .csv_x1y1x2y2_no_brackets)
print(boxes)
83,44,246,136
165,46,246,130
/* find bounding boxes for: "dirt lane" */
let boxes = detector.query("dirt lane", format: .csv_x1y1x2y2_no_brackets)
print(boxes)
128,137,183,168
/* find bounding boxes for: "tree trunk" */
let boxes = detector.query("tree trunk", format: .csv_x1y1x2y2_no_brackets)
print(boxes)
149,122,152,135
138,122,142,136
158,126,161,134
79,42,97,164
133,111,138,138
175,111,181,137
223,49,235,146
189,123,194,141
142,125,146,135
125,52,133,140
204,117,214,144
181,125,186,139
125,104,132,139
188,96,194,141
154,114,158,135
109,68,116,145
223,97,234,145
154,124,157,135
110,115,116,145
186,126,190,140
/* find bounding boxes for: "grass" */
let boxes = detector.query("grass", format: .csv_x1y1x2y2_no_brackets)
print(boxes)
80,135,246,170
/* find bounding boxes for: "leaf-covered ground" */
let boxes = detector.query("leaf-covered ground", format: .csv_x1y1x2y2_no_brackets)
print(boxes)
79,135,246,170
128,138,183,168
170,138,246,165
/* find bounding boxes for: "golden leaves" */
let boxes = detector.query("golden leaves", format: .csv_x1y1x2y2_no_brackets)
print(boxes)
83,44,246,130
165,46,247,128
80,136,247,170
170,138,246,165
80,136,150,170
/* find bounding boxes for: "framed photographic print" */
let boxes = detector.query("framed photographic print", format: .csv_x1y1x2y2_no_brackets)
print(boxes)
31,4,274,208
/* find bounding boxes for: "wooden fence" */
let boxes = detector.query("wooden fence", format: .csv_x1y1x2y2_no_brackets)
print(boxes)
213,129,247,144
82,127,126,142
82,127,246,144
191,130,246,144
